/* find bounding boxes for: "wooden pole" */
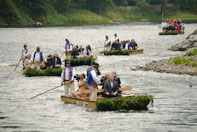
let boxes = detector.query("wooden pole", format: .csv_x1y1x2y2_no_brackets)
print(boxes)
29,82,70,100
14,58,21,71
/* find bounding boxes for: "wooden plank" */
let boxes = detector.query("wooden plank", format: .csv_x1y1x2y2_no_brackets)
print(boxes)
129,49,144,54
83,87,132,94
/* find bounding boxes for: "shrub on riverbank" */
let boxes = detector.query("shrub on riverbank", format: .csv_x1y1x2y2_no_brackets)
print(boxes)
23,68,62,77
96,96,154,111
185,49,197,56
170,49,197,67
64,57,96,66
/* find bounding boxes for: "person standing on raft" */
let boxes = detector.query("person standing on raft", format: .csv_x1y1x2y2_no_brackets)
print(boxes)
61,61,76,96
87,63,101,101
31,47,46,70
65,39,73,58
104,35,111,51
22,44,29,70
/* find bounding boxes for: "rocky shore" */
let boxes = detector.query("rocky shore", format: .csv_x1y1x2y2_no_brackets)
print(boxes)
142,58,197,76
168,29,197,51
137,30,197,76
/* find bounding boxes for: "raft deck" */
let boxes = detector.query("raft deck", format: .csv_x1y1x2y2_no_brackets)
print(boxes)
61,87,135,109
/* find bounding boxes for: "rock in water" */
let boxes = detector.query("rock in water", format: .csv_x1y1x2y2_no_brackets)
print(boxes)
168,29,197,51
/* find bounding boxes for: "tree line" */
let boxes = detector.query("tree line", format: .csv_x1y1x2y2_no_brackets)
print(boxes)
0,0,196,25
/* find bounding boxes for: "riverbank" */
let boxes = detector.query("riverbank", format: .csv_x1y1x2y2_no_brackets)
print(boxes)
141,49,197,76
0,9,197,27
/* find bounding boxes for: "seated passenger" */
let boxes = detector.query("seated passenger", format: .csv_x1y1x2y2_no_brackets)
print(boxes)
52,53,62,69
78,45,84,54
87,45,92,52
24,54,32,69
83,46,92,58
112,71,121,88
72,74,88,98
103,75,121,98
45,55,53,68
130,39,138,50
71,47,79,59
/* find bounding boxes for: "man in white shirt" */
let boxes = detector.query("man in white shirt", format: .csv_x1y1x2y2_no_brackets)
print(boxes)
114,33,119,44
87,63,101,101
31,47,46,70
61,61,76,96
22,44,29,70
65,39,73,58
22,44,29,59
105,35,111,51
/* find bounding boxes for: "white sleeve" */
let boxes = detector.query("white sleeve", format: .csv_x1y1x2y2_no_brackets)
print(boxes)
90,70,100,84
42,52,46,62
30,52,34,61
61,70,64,83
71,68,76,80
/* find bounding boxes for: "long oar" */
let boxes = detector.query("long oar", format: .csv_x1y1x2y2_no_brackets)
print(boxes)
29,82,70,100
60,52,65,58
14,58,21,71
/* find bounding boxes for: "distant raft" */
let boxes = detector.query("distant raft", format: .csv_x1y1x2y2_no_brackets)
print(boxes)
100,49,144,55
159,31,185,35
64,57,96,66
61,87,153,111
23,68,62,77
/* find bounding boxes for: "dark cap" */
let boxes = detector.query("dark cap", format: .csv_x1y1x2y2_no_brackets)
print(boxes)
94,63,99,68
66,61,71,64
36,47,40,50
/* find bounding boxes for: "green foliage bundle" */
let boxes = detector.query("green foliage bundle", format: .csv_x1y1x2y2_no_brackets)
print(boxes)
96,96,154,111
23,68,62,77
64,57,96,66
101,50,130,55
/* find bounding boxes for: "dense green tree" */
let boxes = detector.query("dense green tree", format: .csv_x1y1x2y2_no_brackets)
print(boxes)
113,0,128,6
86,0,114,13
136,0,151,13
0,0,22,25
127,0,138,6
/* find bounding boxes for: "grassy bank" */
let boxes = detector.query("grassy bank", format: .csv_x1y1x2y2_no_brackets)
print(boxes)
1,8,197,27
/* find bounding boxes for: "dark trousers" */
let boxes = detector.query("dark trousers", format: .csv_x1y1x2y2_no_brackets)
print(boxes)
103,93,121,98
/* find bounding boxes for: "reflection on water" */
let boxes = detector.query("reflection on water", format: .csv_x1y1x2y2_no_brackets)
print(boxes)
0,22,197,132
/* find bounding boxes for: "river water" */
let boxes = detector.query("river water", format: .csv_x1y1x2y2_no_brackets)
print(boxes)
0,22,197,132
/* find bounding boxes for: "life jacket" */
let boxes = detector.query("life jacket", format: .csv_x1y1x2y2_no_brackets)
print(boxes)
33,52,43,61
105,39,111,46
22,49,28,55
114,37,120,44
87,68,97,87
65,43,73,50
127,43,131,50
63,67,73,81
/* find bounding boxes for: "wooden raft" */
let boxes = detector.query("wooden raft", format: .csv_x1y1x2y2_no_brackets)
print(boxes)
61,87,136,109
